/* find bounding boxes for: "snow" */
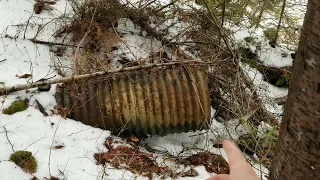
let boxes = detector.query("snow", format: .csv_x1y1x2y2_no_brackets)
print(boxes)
0,0,307,179
0,109,110,179
109,18,163,63
232,28,295,68
230,0,307,68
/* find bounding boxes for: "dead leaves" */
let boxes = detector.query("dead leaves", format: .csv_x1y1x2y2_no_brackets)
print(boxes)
127,135,140,147
105,137,113,150
56,106,68,119
95,145,169,179
34,0,56,14
95,136,230,179
53,145,65,149
181,152,230,174
44,176,60,180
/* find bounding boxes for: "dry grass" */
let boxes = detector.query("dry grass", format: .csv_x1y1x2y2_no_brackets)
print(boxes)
58,0,127,74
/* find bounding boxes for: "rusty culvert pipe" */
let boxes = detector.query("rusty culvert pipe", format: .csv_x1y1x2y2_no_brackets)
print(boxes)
55,64,211,136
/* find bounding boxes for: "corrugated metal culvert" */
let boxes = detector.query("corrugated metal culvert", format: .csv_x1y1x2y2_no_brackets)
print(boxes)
55,64,211,136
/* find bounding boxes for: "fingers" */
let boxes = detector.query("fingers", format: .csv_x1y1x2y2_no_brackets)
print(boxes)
206,174,229,180
207,140,259,180
223,140,258,178
223,140,247,163
222,140,250,170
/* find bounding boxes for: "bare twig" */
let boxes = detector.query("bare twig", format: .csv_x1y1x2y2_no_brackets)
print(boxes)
49,119,62,177
111,24,139,61
3,126,15,152
24,137,46,150
72,0,98,75
28,38,83,48
67,126,96,136
23,12,34,39
275,0,287,44
154,0,179,14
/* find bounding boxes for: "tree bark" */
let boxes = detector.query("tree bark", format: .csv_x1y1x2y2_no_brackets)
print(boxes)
269,0,320,179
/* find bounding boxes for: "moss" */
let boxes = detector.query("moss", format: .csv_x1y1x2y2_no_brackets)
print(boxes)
265,126,279,141
3,100,28,115
263,28,277,41
244,36,255,43
237,47,260,68
237,134,256,156
10,151,37,173
275,71,291,88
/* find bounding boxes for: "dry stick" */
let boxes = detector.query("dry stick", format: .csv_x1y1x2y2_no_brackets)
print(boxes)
0,61,209,96
3,126,15,152
72,2,98,75
49,119,62,177
153,0,179,14
255,0,268,28
220,0,226,43
111,24,139,61
275,0,287,44
240,71,275,124
23,11,34,39
202,1,273,123
141,0,157,9
182,64,205,115
24,137,46,151
28,38,84,48
202,0,235,59
126,8,195,60
202,1,268,120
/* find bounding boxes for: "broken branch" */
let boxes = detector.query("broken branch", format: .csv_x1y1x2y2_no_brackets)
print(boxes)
0,61,210,96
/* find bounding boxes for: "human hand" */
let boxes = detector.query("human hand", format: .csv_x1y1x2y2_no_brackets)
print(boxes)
207,140,259,180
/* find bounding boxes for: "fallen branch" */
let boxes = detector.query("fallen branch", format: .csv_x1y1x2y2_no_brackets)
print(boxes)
0,60,209,96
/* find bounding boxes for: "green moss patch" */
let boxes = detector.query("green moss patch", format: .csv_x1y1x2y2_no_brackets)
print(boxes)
10,151,37,173
2,100,28,115
263,28,277,41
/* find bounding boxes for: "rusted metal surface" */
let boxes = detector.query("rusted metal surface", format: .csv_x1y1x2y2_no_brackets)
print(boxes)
55,64,211,136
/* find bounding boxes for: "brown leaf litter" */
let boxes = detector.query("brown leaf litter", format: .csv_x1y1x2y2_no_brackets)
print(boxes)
34,0,56,14
181,152,229,174
94,136,230,179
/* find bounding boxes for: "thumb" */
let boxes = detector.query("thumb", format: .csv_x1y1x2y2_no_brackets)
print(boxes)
206,174,229,180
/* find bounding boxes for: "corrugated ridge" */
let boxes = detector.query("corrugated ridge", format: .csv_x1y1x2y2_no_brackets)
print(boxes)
55,65,211,136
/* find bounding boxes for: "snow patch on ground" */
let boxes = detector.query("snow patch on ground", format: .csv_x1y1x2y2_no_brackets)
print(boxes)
0,94,110,179
233,28,294,68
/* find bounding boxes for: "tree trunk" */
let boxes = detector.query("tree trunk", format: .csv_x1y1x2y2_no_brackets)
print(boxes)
269,0,320,179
